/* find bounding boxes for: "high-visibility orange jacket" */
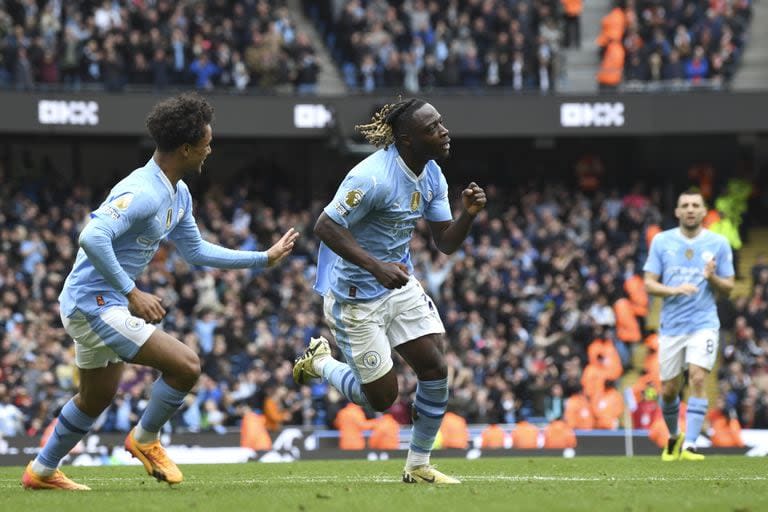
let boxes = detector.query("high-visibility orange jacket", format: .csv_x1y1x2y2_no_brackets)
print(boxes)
335,403,375,450
439,412,469,449
624,275,649,317
565,393,595,430
597,41,625,85
369,413,401,450
241,410,272,451
512,421,540,449
614,297,641,343
561,0,583,16
481,424,508,449
543,420,577,448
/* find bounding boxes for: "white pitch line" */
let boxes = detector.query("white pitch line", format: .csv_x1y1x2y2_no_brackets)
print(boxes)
2,475,767,485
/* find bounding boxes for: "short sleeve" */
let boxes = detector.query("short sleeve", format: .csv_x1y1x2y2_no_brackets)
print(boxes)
643,235,663,275
716,237,735,278
323,171,383,228
424,171,452,222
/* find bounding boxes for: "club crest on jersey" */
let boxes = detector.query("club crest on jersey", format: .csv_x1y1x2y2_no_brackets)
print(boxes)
363,351,381,369
410,191,421,211
112,192,134,210
165,208,173,229
125,317,145,331
685,248,694,260
345,189,363,208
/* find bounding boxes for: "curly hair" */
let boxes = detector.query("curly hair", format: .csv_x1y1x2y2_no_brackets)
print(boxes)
355,97,426,149
146,93,214,151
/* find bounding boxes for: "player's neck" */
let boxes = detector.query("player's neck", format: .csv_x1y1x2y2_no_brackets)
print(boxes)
152,152,182,187
679,225,703,239
396,145,427,176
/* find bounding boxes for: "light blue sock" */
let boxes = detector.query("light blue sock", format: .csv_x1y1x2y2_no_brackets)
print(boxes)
661,396,680,437
685,396,708,445
36,399,96,469
322,358,369,406
410,378,448,454
139,377,187,433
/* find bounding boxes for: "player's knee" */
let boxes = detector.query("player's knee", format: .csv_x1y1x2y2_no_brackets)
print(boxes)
689,373,706,393
368,389,398,412
177,352,201,390
417,361,447,381
76,391,115,417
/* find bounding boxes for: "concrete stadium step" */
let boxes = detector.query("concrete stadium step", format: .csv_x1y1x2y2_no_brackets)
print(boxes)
733,226,768,297
286,0,346,95
733,0,768,90
707,226,768,402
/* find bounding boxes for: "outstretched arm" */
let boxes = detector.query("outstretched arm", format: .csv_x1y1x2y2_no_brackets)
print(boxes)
170,211,298,269
428,182,486,254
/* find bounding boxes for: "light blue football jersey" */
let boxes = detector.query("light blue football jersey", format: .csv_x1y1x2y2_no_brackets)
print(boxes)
643,228,734,335
315,147,452,302
60,158,266,317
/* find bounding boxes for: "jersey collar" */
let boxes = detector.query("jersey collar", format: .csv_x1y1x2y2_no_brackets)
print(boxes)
148,157,176,198
394,152,428,183
675,227,708,243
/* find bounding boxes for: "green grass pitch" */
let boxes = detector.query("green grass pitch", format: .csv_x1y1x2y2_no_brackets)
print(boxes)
2,456,766,512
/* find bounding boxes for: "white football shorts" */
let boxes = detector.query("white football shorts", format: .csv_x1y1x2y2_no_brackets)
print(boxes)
323,276,445,384
61,307,156,369
658,328,719,381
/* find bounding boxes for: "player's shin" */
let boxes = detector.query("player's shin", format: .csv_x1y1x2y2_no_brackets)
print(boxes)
661,396,680,437
406,378,448,469
684,396,708,448
134,377,188,442
322,359,369,406
33,399,97,475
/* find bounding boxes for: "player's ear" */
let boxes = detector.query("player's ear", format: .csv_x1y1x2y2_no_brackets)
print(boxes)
398,132,411,148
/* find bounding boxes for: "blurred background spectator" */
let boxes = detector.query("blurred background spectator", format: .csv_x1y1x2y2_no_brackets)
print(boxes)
1,156,764,438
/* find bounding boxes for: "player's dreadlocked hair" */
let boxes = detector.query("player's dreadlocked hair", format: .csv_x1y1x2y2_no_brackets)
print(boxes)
355,98,426,149
146,92,214,151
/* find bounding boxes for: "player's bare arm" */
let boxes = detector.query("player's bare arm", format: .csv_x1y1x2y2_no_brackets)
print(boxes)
644,271,698,297
428,182,486,254
266,227,300,267
703,259,735,297
314,212,409,288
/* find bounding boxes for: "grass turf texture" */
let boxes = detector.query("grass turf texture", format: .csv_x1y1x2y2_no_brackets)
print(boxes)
2,456,766,512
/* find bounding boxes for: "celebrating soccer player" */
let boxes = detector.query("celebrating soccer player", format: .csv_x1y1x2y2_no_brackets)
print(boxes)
22,93,299,490
293,98,486,484
643,188,734,461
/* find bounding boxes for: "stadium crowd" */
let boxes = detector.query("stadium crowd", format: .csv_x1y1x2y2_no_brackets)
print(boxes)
596,0,752,90
307,0,564,92
0,163,766,442
0,0,319,94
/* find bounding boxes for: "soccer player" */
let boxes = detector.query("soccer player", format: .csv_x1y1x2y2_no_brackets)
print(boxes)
643,188,734,461
293,98,486,484
22,93,299,490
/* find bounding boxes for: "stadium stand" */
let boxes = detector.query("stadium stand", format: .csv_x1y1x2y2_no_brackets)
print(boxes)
596,0,754,91
0,1,320,94
1,158,766,439
304,0,563,92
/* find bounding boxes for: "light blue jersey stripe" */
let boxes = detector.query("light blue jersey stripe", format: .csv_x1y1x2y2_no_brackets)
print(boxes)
331,300,362,382
85,313,143,360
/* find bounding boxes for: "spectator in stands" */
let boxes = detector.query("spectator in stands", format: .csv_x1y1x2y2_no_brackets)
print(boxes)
2,149,762,463
0,2,317,93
